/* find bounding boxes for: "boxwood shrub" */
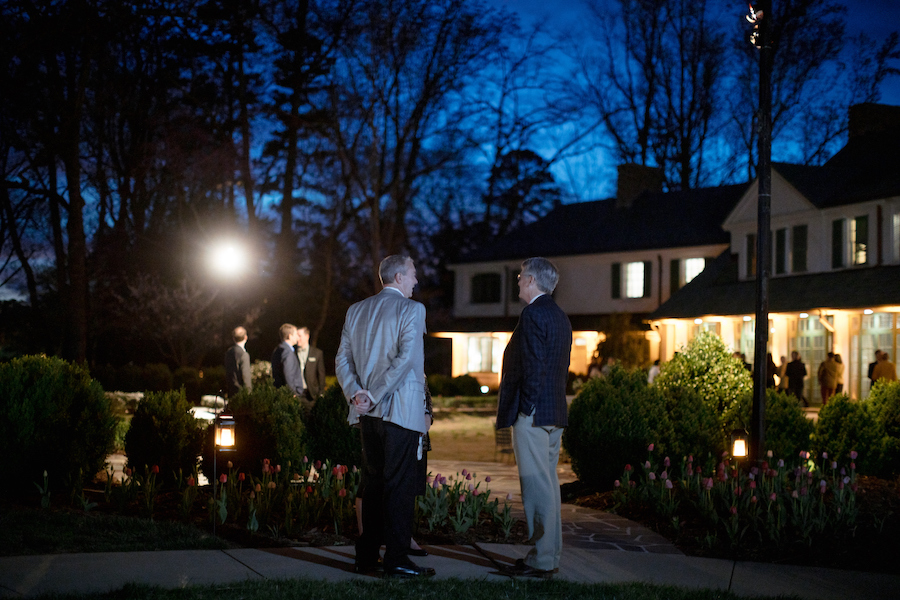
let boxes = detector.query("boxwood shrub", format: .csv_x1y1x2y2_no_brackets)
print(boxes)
866,380,900,477
563,366,672,490
124,389,204,478
810,394,880,473
202,379,305,478
0,355,117,497
303,384,362,468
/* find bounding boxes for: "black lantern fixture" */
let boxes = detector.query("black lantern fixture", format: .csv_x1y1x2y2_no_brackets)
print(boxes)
215,412,236,451
731,429,750,459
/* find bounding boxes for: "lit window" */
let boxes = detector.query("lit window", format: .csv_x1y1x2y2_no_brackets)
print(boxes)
684,258,705,284
467,337,501,373
625,262,644,298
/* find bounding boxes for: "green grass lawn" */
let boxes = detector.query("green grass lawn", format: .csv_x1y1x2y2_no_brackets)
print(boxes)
20,578,796,600
0,507,229,555
428,413,499,462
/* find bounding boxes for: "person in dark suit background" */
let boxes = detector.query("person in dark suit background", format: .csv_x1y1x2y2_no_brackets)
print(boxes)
294,326,326,402
224,326,252,397
271,324,305,397
496,257,572,578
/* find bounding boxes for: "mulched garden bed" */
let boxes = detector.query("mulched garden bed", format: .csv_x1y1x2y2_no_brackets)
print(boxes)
562,475,900,574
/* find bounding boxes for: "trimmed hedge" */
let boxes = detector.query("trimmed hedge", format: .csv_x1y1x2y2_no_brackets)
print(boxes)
563,366,672,490
303,384,362,468
202,379,306,478
0,355,117,497
124,389,204,478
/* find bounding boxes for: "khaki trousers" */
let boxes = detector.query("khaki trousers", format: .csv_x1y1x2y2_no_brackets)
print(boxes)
512,411,563,570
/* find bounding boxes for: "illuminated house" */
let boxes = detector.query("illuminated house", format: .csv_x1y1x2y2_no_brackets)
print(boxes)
650,103,900,402
437,164,747,388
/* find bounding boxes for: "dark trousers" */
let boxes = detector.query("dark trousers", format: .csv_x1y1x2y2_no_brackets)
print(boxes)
357,416,420,569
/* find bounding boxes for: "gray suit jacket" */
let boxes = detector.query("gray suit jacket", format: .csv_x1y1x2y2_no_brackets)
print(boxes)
335,288,427,434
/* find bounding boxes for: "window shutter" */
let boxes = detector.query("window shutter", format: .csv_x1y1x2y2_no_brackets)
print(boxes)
832,219,844,268
643,260,652,298
670,259,680,296
611,263,621,299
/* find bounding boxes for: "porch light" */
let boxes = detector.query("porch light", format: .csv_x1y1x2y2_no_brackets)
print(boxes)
743,316,752,322
731,429,749,459
864,309,874,315
799,313,809,319
215,413,236,451
480,385,489,394
694,318,703,324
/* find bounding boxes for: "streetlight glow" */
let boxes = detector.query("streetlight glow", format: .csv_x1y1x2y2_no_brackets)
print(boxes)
208,240,248,278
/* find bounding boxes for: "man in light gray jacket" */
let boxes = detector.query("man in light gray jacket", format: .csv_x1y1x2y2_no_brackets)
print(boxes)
335,254,432,579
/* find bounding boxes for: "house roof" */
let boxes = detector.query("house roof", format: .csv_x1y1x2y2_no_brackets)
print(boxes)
651,251,900,319
457,183,748,264
775,130,900,208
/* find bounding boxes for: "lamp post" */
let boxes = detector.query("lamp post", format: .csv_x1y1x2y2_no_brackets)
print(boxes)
747,0,772,465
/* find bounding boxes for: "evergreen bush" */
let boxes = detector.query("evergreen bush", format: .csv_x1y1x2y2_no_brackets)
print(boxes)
142,363,174,392
199,365,226,397
762,388,815,459
562,366,672,490
811,394,880,473
654,331,752,433
427,373,452,396
452,374,482,396
864,380,900,477
202,379,306,478
173,366,201,403
124,389,204,477
662,385,725,463
304,384,362,468
0,355,117,497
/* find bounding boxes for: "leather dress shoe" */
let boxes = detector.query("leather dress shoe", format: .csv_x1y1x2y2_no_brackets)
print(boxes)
503,558,555,579
384,562,436,579
408,547,428,557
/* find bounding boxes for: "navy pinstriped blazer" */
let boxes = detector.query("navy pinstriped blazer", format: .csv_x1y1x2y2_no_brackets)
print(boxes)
496,294,572,429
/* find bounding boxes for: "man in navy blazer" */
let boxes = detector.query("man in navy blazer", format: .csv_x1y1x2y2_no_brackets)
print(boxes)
497,257,571,577
271,324,305,398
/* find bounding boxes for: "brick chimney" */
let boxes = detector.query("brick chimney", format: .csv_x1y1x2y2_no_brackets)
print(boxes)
616,163,665,209
849,103,900,139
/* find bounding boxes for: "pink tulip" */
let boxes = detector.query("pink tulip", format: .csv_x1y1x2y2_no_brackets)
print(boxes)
465,473,472,480
791,490,799,499
648,443,654,452
729,506,737,515
303,456,309,463
219,473,227,484
660,471,668,480
648,472,656,481
625,464,633,472
822,452,828,459
306,485,313,494
473,488,480,496
263,458,270,465
777,459,784,467
665,480,673,489
338,488,347,498
831,461,837,469
687,455,694,462
850,462,856,470
850,450,858,460
750,495,758,504
766,450,773,457
275,465,282,473
314,460,322,470
458,494,465,503
695,466,702,475
461,468,468,477
255,483,262,492
238,472,245,481
187,476,195,487
644,461,651,469
749,481,756,489
485,476,492,482
267,481,276,489
664,457,670,467
506,493,513,500
735,487,742,496
151,465,160,474
769,492,776,502
629,480,636,488
614,480,621,488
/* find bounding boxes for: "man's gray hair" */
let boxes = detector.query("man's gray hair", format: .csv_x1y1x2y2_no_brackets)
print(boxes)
521,257,559,294
379,254,412,284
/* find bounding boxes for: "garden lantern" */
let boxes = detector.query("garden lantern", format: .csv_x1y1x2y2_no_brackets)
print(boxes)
731,429,749,459
215,413,236,451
